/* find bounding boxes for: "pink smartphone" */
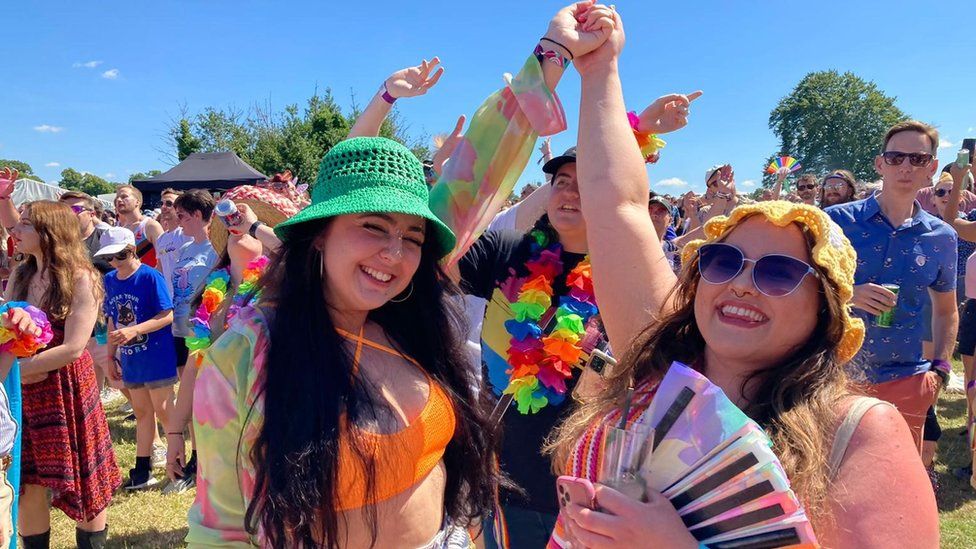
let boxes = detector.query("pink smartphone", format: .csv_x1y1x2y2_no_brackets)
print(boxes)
556,475,597,511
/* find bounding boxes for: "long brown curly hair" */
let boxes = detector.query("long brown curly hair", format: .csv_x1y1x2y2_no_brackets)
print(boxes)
549,219,856,528
9,201,103,320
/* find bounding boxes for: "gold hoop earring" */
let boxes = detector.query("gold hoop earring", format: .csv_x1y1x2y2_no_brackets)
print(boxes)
390,281,414,303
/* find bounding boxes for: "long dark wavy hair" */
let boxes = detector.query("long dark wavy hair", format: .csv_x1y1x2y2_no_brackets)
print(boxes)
242,218,499,548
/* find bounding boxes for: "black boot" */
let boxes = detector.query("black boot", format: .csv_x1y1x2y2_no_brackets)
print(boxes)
76,525,108,549
21,530,50,549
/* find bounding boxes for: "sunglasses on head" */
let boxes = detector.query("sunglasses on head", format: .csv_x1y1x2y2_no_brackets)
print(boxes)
69,205,91,215
796,184,817,191
881,151,934,167
697,242,818,297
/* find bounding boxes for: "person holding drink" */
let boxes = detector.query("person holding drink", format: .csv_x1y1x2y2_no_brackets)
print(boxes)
543,8,938,546
826,120,959,451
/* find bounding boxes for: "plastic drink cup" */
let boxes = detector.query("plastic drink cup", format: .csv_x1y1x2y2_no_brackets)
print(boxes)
598,425,653,501
215,199,243,227
875,284,900,328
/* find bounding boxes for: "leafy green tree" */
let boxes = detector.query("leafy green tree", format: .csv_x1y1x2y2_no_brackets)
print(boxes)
60,168,117,196
172,118,202,161
128,170,162,182
0,159,38,180
765,70,907,186
170,89,425,188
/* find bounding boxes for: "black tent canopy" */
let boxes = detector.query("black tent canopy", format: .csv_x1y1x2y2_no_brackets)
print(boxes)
132,152,266,207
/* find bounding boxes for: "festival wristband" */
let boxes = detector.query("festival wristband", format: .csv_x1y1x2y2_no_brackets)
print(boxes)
248,220,264,238
381,82,397,104
930,359,951,385
539,37,574,60
533,44,569,69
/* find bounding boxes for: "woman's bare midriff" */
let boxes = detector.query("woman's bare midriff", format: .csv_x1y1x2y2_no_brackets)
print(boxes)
326,461,448,548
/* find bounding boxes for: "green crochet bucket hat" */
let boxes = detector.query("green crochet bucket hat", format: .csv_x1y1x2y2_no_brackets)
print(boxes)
274,137,456,257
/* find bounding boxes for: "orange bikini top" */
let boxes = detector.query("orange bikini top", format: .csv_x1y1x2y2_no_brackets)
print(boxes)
334,327,456,511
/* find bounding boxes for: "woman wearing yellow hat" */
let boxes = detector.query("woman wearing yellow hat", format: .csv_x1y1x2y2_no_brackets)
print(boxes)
546,9,938,548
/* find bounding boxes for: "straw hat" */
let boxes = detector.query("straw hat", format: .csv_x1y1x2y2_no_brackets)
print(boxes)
682,200,864,364
210,181,306,256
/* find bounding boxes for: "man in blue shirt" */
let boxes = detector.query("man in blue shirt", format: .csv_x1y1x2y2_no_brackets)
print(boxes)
826,120,958,452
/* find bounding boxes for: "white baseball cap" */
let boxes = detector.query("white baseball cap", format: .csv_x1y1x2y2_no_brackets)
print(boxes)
94,226,136,257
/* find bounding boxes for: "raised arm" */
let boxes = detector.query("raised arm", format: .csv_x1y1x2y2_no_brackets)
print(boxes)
431,1,616,267
346,58,445,139
0,168,21,231
771,167,788,201
575,9,677,352
946,162,976,241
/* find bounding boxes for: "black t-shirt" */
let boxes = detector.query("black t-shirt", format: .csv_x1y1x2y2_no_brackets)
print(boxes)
460,230,602,514
84,227,112,274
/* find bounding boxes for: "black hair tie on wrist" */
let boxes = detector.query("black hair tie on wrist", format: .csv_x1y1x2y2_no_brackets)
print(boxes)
540,37,574,60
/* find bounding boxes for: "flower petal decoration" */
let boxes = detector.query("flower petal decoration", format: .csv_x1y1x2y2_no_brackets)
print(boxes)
0,302,55,358
504,319,543,341
500,231,599,415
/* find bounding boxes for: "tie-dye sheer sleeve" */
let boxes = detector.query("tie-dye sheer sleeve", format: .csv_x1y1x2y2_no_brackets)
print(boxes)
430,54,566,267
186,307,269,547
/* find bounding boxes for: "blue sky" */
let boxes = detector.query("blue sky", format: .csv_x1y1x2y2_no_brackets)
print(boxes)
3,1,974,194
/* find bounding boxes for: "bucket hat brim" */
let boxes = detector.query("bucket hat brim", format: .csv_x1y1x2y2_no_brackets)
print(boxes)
274,185,456,258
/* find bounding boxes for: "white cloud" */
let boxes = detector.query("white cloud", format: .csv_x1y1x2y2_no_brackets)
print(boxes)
45,162,60,167
657,177,689,188
939,138,954,149
968,127,974,133
105,172,115,178
101,69,120,80
72,60,103,69
33,124,63,133
739,179,756,188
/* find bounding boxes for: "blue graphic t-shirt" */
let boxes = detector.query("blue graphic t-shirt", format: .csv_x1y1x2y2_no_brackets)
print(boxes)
104,264,178,384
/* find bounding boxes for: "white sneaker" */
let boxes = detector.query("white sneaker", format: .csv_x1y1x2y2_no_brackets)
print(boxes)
162,472,195,494
947,371,966,394
124,468,160,491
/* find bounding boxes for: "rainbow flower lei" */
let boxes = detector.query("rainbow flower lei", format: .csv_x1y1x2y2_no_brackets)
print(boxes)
186,256,269,365
502,229,597,414
0,301,54,357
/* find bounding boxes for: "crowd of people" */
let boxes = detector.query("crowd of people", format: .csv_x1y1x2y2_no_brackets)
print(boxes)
0,2,971,548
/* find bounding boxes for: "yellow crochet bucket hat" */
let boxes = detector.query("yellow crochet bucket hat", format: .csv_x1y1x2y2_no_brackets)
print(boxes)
682,200,864,364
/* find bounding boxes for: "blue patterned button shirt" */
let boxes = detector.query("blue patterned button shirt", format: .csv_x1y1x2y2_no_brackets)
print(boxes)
826,193,957,383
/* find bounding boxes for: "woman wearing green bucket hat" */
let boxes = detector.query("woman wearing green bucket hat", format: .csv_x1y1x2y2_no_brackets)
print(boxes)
186,136,499,547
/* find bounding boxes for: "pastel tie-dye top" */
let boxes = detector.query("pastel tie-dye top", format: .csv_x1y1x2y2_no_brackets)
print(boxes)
430,53,566,266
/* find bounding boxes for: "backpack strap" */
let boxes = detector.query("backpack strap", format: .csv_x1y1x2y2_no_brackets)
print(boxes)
828,396,893,481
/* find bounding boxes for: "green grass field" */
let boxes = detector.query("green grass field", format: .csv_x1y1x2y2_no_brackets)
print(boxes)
42,382,976,548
